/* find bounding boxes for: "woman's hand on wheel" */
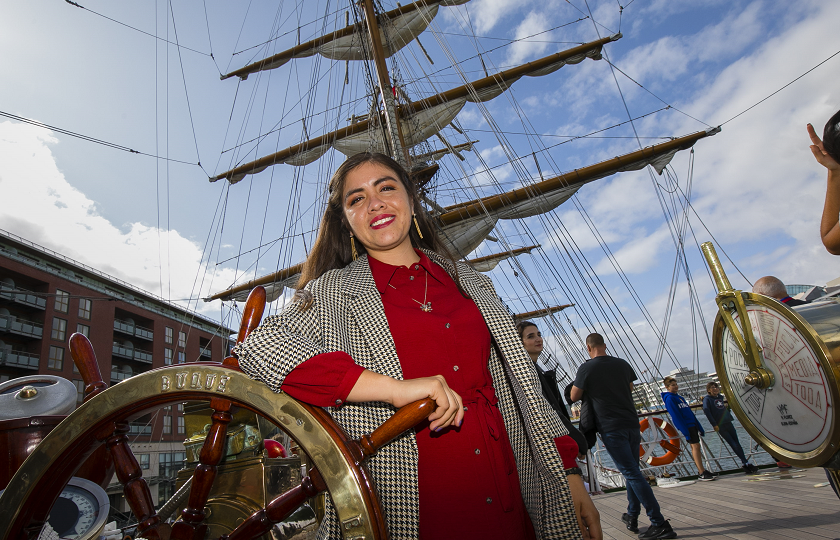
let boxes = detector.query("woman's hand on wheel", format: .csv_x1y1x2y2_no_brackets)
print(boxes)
390,375,464,431
347,371,464,431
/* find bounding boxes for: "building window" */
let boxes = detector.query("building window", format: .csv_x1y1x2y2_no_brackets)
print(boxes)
177,351,185,364
76,323,90,339
163,415,172,434
73,379,84,403
159,452,185,477
54,290,69,313
48,346,64,370
78,298,92,320
177,403,184,412
178,331,186,348
164,348,173,365
138,454,150,470
177,416,185,435
165,327,173,344
51,317,67,341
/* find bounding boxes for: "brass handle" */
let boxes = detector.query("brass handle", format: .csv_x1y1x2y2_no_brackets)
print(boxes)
701,242,774,389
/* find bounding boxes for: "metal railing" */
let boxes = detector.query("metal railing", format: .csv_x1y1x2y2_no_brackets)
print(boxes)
112,344,133,359
114,319,154,341
134,326,153,341
113,319,134,335
577,407,774,491
0,314,43,339
133,349,153,363
0,349,40,369
111,371,132,383
0,284,47,310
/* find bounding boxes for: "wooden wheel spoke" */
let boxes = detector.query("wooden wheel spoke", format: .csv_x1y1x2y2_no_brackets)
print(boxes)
225,469,327,540
172,287,267,539
69,334,168,540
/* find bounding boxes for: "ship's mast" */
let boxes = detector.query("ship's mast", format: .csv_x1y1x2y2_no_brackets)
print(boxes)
359,0,411,165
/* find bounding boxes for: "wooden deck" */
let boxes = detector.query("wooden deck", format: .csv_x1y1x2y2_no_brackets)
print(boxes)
592,467,840,539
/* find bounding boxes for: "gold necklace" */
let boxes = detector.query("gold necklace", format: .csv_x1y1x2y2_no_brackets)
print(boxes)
389,269,432,312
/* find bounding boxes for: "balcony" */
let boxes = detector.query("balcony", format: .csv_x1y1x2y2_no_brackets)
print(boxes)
134,325,153,341
113,319,154,341
0,284,47,310
0,314,43,339
111,371,132,383
133,349,153,364
113,319,134,336
0,349,39,370
112,344,133,359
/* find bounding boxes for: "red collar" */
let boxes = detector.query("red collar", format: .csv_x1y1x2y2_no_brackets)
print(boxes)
368,249,448,293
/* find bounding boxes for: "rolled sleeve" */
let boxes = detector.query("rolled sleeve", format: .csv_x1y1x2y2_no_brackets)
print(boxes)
281,351,364,407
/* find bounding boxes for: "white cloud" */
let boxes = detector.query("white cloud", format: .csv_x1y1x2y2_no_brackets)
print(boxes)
505,11,552,65
466,0,530,35
0,120,236,318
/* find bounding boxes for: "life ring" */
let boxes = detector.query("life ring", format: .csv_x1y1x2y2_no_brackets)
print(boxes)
639,417,681,466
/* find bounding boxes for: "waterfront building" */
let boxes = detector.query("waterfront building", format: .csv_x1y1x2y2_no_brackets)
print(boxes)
0,228,234,514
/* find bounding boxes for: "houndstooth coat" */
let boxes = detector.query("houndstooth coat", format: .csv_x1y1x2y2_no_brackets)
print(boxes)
234,250,581,540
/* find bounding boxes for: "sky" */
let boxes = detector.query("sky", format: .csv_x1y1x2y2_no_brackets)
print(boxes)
2,0,839,378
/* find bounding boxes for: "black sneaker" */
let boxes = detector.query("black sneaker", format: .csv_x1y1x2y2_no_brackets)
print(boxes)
638,519,677,539
743,464,759,475
622,513,639,533
698,470,716,481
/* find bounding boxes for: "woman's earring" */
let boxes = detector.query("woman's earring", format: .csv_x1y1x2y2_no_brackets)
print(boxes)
350,233,358,261
413,214,423,239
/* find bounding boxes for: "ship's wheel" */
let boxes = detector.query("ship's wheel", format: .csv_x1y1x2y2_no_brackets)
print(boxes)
0,287,434,540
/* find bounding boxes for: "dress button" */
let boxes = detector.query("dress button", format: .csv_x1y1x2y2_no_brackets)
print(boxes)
453,365,459,371
335,399,342,406
463,406,468,411
445,323,450,328
486,497,492,504
410,276,414,280
475,449,480,455
414,265,419,270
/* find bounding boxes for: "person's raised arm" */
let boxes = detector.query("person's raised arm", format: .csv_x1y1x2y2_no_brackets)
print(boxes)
808,123,840,254
347,370,464,431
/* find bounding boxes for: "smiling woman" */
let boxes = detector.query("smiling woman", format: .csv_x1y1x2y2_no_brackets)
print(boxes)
232,152,602,539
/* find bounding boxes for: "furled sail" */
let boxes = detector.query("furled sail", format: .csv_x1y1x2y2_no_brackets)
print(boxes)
221,0,470,81
439,127,721,256
208,262,304,303
514,305,574,322
205,127,719,302
210,35,620,184
466,245,539,272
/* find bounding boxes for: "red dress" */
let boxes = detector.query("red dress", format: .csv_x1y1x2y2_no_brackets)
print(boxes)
283,251,577,539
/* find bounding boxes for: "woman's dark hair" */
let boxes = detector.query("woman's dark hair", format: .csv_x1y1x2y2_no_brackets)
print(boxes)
297,152,453,289
824,109,840,164
515,320,538,341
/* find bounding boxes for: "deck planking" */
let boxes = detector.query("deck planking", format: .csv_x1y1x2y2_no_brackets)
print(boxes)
590,467,840,539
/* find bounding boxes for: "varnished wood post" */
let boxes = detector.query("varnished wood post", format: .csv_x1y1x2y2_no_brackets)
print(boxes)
171,287,266,540
69,333,170,540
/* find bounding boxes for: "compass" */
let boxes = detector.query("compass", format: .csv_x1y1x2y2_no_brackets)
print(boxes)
703,242,840,468
47,477,110,540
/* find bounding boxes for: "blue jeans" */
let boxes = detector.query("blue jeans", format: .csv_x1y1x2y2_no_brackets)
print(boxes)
601,428,665,526
718,422,748,465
